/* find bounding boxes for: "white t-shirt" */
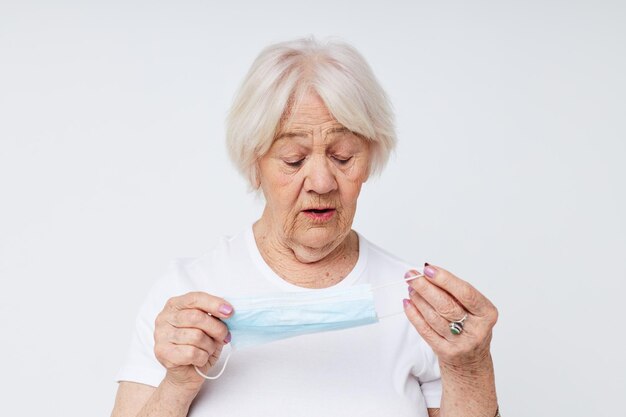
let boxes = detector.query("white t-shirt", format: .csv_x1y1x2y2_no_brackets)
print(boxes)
117,226,442,416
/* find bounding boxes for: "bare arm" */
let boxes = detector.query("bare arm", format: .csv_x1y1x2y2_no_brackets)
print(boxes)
111,381,199,417
438,355,497,417
111,382,154,417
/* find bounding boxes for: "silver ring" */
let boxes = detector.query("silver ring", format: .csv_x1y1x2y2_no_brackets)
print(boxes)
449,314,467,335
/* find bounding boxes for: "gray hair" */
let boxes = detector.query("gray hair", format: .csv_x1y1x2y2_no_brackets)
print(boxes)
225,36,396,189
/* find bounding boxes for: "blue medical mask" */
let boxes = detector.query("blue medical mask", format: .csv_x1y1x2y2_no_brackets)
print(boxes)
194,272,423,379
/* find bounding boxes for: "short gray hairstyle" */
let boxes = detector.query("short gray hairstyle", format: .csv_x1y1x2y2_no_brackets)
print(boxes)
225,37,396,189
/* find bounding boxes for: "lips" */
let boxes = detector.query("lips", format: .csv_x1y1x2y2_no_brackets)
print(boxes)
303,208,334,214
302,207,336,222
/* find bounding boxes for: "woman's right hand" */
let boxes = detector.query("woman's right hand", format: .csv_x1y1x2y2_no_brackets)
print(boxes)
154,291,233,391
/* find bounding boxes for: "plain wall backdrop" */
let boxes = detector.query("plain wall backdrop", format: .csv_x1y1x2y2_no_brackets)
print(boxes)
1,1,625,416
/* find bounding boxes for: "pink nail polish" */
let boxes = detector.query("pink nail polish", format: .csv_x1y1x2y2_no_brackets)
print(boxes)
424,265,436,278
219,304,233,315
408,286,414,294
224,331,232,344
405,269,420,278
402,298,411,308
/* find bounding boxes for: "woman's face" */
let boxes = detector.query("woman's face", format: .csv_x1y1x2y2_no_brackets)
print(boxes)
257,90,371,259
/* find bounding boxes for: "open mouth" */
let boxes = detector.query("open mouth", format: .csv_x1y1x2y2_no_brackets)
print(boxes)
304,208,334,214
302,208,336,221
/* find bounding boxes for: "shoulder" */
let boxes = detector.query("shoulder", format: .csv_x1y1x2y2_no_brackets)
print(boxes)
144,229,249,305
362,234,414,268
358,232,418,284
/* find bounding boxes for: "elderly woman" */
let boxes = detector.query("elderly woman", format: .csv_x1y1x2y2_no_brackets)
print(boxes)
111,38,499,417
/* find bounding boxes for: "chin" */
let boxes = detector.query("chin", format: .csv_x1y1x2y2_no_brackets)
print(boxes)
297,227,343,251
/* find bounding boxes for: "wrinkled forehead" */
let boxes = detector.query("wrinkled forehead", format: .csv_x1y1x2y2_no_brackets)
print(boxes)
273,126,356,145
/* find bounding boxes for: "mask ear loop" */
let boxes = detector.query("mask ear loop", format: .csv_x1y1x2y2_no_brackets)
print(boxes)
371,271,424,291
194,348,233,380
372,271,424,319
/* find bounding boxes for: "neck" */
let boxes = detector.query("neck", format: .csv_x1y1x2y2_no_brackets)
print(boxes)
252,217,359,289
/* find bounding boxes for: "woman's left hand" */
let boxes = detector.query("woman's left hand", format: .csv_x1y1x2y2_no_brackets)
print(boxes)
403,263,498,369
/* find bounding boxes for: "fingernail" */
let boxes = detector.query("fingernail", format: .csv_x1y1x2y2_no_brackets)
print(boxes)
405,269,421,281
402,298,411,308
223,331,232,344
219,304,233,315
424,264,436,278
408,286,414,294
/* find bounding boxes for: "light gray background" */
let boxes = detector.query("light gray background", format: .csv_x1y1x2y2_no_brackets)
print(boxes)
1,1,624,416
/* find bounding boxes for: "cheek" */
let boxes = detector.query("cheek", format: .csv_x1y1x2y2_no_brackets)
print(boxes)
339,182,363,210
264,172,304,214
338,160,368,207
259,159,299,198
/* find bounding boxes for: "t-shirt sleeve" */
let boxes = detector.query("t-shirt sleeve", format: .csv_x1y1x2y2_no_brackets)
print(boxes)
116,260,191,387
412,335,443,408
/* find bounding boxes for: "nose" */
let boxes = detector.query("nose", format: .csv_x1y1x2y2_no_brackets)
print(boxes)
303,154,338,195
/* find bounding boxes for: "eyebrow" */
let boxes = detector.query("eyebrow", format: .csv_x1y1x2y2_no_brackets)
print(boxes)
274,131,308,141
274,131,308,140
324,127,352,137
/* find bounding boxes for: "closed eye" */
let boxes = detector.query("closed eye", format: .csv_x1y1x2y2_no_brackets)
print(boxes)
284,158,305,168
332,156,353,165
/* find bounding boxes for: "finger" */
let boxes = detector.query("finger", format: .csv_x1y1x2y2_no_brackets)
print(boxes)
408,289,454,340
167,344,211,368
421,264,493,317
166,291,234,319
165,309,230,343
169,328,217,353
407,270,467,323
197,342,227,374
402,298,448,352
